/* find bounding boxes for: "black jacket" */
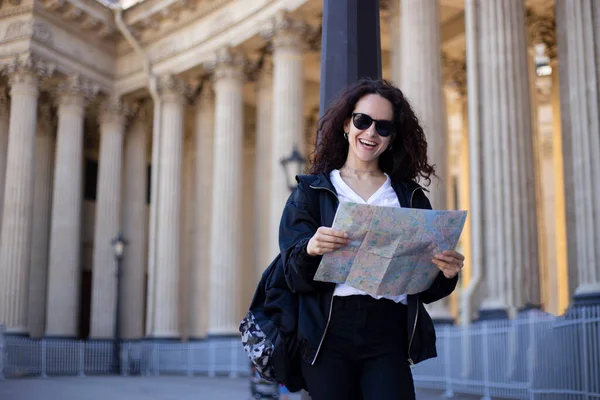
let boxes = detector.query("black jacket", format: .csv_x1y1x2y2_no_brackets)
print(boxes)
279,173,458,367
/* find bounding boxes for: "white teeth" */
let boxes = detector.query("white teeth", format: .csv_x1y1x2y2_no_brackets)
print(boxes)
359,139,377,147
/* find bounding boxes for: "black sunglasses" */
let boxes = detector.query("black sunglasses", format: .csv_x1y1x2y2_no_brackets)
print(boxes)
352,113,394,137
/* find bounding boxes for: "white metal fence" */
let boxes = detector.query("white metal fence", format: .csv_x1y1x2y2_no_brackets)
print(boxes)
1,306,599,399
412,306,600,399
0,335,248,379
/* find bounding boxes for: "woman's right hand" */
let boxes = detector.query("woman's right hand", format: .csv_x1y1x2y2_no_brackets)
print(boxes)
306,227,350,256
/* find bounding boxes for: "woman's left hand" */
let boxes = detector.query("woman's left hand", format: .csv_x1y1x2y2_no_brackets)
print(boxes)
432,250,465,279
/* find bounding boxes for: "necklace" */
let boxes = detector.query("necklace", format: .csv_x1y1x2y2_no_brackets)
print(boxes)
341,164,383,177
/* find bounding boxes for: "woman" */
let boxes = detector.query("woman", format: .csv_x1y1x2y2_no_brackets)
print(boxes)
279,79,465,400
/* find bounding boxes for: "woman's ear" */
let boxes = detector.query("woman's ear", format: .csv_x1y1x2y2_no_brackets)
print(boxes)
343,118,351,134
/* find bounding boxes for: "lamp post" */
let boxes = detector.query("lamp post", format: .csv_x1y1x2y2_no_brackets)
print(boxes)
280,145,307,192
111,233,127,375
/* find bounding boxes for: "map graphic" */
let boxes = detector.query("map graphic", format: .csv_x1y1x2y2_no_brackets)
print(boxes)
313,202,468,296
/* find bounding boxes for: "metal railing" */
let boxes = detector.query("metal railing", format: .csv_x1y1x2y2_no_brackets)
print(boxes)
1,305,599,399
413,306,600,399
0,335,247,379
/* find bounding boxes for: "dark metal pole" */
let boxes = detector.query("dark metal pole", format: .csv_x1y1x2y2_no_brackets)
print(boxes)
113,256,123,375
304,9,382,400
319,0,382,119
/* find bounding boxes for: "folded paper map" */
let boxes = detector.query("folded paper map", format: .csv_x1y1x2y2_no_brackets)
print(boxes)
313,202,467,297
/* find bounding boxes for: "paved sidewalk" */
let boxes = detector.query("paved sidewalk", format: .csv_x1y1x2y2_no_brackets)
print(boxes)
0,376,483,400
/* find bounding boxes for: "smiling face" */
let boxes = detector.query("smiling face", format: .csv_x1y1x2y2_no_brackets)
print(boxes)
343,93,394,169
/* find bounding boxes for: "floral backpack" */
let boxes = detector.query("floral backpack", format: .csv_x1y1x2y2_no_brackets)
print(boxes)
239,254,289,382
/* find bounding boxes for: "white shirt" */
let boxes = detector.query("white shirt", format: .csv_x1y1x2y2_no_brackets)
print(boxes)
330,169,408,305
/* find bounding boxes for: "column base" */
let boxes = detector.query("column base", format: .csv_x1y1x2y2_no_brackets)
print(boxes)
573,291,600,307
43,335,79,340
141,336,181,342
431,317,455,326
477,308,509,321
204,333,241,340
517,303,543,313
4,331,29,338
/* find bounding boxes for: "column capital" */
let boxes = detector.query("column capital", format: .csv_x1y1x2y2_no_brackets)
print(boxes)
209,47,247,82
5,54,55,86
56,74,99,106
5,55,54,97
158,74,192,104
264,10,309,51
98,97,129,128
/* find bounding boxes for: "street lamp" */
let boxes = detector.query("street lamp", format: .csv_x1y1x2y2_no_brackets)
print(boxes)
111,233,127,375
280,145,307,192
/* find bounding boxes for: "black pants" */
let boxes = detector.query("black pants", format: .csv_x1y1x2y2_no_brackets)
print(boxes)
301,295,415,400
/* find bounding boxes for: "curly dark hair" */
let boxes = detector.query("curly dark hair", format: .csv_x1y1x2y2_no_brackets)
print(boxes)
308,78,436,184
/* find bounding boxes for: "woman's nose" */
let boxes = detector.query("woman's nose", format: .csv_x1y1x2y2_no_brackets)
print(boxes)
364,123,377,136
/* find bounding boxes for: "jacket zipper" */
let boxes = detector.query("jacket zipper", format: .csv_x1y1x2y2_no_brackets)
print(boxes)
308,184,339,365
309,184,424,366
407,296,419,368
407,187,424,367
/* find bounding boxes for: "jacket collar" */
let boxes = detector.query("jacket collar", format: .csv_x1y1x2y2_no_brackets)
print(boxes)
301,172,426,209
307,173,336,193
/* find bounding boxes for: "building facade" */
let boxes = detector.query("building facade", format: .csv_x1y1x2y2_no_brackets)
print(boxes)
0,0,598,340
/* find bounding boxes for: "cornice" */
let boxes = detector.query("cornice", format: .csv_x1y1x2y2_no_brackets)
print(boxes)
0,4,33,18
1,19,54,47
35,0,118,41
28,42,115,92
30,8,116,54
124,0,232,45
115,0,310,95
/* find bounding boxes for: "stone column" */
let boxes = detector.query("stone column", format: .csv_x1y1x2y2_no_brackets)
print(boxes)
208,48,245,335
90,98,127,339
254,64,273,280
549,60,570,313
400,0,447,209
27,104,55,338
121,104,150,339
146,75,188,338
0,58,45,334
45,75,92,337
0,87,9,227
268,12,306,259
190,85,214,339
556,0,600,305
400,0,451,322
477,0,539,318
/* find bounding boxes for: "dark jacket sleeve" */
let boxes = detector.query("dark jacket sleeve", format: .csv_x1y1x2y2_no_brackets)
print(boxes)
411,187,459,304
279,180,323,293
